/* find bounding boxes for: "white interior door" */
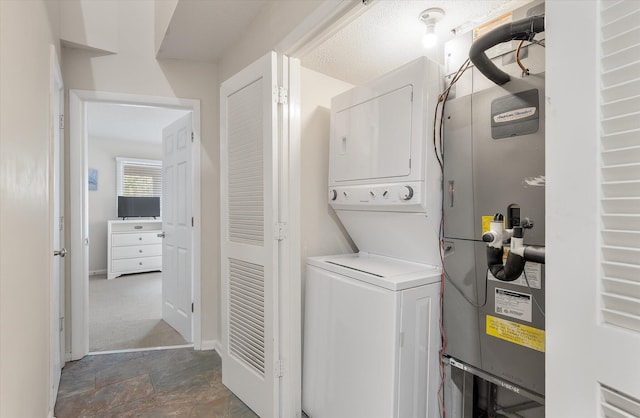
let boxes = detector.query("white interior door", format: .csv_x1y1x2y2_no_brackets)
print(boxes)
220,51,280,418
49,45,65,412
161,113,193,342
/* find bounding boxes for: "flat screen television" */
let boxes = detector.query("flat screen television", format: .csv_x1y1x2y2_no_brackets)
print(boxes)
117,196,160,219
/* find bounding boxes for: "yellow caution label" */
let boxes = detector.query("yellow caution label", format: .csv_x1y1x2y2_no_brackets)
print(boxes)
486,315,545,352
482,216,494,235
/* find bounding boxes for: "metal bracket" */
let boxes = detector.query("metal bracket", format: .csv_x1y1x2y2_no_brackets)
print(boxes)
274,222,287,241
275,360,285,378
277,86,288,105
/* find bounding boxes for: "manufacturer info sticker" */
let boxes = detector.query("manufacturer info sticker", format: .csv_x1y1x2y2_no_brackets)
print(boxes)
494,287,532,322
488,262,542,289
486,315,545,352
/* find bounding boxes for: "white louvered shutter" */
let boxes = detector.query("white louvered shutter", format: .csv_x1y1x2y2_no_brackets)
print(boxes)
547,1,640,416
220,51,279,418
598,1,640,414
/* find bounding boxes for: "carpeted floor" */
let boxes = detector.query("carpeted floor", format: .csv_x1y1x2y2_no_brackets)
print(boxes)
90,272,187,352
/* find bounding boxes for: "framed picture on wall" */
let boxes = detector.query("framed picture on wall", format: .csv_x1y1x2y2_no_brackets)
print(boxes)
88,168,98,191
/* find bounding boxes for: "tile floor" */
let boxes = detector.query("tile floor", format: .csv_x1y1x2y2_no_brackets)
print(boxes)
55,347,258,418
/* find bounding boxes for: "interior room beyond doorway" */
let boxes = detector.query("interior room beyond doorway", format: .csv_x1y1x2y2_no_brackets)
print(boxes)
85,101,192,353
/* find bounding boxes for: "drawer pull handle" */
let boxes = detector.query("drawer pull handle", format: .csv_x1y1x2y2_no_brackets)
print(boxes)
139,237,143,241
134,226,143,230
139,262,143,265
139,250,143,253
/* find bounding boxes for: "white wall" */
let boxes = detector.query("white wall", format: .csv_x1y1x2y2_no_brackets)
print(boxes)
88,137,162,273
218,0,324,82
60,0,118,53
62,0,219,345
0,1,61,417
300,67,356,273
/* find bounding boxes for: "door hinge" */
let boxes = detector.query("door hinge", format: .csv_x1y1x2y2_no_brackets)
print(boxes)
273,222,287,241
274,86,288,105
191,302,194,313
191,217,194,227
59,317,64,333
60,215,65,231
59,114,64,129
191,132,194,142
275,360,285,378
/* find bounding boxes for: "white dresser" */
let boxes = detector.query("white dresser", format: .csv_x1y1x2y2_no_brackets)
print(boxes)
107,219,163,280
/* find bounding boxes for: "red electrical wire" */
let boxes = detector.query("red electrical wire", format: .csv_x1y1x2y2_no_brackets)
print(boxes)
433,58,471,418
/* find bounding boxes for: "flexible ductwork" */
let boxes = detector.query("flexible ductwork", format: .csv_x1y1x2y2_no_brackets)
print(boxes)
469,14,545,85
487,245,526,282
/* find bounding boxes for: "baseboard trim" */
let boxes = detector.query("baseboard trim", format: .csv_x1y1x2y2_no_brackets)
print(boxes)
200,339,219,351
89,269,107,276
64,352,72,362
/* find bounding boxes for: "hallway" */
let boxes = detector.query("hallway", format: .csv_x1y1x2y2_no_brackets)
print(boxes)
55,348,257,417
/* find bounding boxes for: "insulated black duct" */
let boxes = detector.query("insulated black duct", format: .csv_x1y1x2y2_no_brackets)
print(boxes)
469,14,545,85
523,246,545,264
486,246,526,282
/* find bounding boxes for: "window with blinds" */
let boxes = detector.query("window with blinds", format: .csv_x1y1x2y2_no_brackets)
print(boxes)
600,0,640,334
116,157,163,211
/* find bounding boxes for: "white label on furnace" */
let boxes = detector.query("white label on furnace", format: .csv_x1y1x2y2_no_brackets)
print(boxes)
495,288,532,322
488,262,541,289
493,107,537,123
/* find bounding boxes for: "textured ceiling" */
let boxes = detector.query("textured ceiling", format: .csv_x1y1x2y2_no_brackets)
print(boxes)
301,0,533,85
87,102,190,143
157,0,268,62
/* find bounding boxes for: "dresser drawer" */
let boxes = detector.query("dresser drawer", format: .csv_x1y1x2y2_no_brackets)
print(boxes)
112,232,163,246
112,256,162,273
112,244,162,260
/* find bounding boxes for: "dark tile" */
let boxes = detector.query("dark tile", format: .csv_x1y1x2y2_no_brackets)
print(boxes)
189,395,230,418
55,374,154,418
58,368,95,399
63,351,146,375
228,394,258,418
56,348,259,418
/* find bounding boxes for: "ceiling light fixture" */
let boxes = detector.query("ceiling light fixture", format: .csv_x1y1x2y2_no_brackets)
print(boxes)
419,7,445,49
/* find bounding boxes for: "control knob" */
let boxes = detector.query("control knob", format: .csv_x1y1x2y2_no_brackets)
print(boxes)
399,185,414,201
329,189,337,201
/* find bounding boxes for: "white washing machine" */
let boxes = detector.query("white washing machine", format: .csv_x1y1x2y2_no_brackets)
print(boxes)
302,253,441,418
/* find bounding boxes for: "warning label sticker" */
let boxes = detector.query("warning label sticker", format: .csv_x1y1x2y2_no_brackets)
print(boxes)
489,262,542,289
486,315,545,352
494,287,532,322
481,215,495,235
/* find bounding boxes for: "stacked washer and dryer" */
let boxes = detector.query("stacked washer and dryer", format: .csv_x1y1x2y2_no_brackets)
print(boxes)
302,57,444,418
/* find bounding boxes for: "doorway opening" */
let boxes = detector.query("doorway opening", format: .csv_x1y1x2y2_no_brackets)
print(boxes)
85,102,191,353
69,90,202,360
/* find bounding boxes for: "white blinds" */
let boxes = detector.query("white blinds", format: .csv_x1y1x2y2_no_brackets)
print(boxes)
116,157,162,198
600,0,640,333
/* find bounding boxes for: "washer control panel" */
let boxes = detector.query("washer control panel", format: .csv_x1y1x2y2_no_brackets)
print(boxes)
329,182,425,211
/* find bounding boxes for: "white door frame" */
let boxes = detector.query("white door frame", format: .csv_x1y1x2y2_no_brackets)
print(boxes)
49,44,64,417
69,90,202,359
264,1,369,416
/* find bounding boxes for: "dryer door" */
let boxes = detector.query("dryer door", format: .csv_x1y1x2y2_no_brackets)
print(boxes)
331,85,414,182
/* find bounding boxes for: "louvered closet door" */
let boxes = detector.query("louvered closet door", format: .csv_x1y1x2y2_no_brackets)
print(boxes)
547,2,640,416
220,51,279,418
597,0,640,413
